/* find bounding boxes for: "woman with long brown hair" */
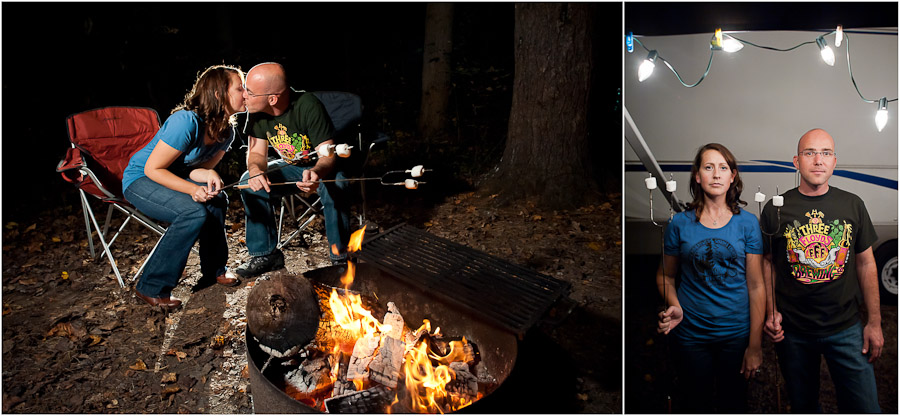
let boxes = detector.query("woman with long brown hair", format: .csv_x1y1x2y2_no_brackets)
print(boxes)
122,65,245,310
655,143,765,412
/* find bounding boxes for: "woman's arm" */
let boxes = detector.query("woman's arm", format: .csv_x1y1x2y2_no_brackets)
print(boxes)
741,252,765,378
144,141,212,202
656,254,683,334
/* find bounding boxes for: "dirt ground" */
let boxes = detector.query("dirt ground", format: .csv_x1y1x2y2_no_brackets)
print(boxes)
1,186,621,413
625,254,899,414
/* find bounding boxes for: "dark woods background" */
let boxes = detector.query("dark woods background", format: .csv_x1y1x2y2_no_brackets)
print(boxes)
2,2,619,223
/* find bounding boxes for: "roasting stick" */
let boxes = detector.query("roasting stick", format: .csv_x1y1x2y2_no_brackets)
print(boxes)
646,173,676,413
232,165,432,190
757,186,784,413
220,143,356,191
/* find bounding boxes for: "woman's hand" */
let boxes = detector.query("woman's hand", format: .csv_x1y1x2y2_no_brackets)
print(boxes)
205,169,223,196
657,305,683,335
191,185,213,202
741,345,763,380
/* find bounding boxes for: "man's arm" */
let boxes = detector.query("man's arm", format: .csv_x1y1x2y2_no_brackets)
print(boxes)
762,253,785,342
246,135,271,192
856,246,883,362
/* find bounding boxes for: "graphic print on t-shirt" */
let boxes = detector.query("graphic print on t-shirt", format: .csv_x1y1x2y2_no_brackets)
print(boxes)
267,123,311,161
689,238,738,287
783,209,852,284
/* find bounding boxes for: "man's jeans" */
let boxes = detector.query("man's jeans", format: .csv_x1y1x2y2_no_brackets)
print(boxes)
239,160,350,261
124,176,228,298
672,334,749,413
776,320,880,413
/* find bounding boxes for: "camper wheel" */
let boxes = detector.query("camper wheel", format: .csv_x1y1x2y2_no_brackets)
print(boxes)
875,240,898,304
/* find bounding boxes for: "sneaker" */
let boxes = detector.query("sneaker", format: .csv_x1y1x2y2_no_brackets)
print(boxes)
235,249,285,278
331,257,348,266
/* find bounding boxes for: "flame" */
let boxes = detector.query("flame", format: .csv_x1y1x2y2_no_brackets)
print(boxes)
403,341,454,413
340,260,355,288
430,339,468,366
348,225,367,253
328,288,384,338
331,244,340,256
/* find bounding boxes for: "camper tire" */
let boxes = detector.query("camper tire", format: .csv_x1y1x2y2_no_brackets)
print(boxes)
875,240,898,304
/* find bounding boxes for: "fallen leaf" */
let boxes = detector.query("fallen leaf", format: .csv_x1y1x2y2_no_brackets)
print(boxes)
424,222,433,227
61,271,69,280
241,365,249,379
645,338,654,347
23,224,36,233
130,359,147,371
176,351,187,361
51,236,61,243
162,386,180,395
5,222,18,229
586,242,602,252
18,278,36,285
88,335,103,346
577,393,589,401
161,372,177,383
532,215,543,221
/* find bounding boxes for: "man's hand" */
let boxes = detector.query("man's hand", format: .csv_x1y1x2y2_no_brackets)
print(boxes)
862,321,883,362
247,169,271,193
765,311,784,342
657,305,683,335
297,169,320,193
741,345,763,380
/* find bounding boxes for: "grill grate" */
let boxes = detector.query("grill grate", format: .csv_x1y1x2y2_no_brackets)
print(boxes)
358,224,571,337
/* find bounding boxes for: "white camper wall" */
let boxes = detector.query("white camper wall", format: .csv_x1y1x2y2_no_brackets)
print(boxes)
624,29,898,255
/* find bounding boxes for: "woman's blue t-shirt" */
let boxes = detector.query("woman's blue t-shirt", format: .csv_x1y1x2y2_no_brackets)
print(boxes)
122,110,234,191
664,208,763,344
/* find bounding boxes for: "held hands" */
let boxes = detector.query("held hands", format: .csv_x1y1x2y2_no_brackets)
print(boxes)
297,169,320,193
862,322,884,363
765,311,784,342
740,345,763,380
657,305,683,335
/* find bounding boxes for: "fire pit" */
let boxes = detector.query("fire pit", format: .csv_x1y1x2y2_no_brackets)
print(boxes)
246,224,571,413
246,263,519,413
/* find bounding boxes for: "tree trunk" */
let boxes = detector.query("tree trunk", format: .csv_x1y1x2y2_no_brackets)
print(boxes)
418,3,454,141
486,3,596,209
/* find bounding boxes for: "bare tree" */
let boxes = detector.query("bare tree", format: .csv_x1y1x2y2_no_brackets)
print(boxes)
486,3,597,209
418,3,454,142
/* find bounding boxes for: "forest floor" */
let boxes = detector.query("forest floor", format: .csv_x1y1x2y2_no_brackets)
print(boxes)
1,183,621,413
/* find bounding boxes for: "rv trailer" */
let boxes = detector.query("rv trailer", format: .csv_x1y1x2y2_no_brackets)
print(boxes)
624,28,898,301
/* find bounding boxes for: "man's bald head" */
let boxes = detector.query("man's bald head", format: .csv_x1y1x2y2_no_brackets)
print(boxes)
246,62,287,94
797,128,835,155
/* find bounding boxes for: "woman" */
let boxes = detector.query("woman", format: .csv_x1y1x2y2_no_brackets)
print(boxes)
122,65,245,310
656,143,765,413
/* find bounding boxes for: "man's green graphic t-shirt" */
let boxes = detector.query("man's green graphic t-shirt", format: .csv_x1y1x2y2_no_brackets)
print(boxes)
249,91,335,166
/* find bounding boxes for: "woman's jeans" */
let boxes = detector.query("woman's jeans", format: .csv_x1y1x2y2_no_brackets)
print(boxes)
776,320,880,413
672,334,749,413
239,160,350,261
124,176,228,298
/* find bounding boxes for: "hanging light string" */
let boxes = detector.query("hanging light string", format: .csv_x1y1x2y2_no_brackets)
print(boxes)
631,28,898,131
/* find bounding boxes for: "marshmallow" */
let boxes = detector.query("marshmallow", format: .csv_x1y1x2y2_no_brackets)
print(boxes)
645,176,657,190
409,165,426,178
755,192,766,203
317,144,334,158
335,144,352,157
404,179,418,189
773,195,784,207
665,180,676,192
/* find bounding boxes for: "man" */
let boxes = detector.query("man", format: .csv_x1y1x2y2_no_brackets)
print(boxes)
234,63,351,277
762,128,882,413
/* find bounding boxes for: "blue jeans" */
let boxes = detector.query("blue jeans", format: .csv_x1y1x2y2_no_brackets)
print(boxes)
776,320,880,413
239,160,350,261
123,176,228,298
672,335,749,413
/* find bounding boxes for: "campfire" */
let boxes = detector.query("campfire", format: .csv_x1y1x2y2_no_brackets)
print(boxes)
248,226,498,413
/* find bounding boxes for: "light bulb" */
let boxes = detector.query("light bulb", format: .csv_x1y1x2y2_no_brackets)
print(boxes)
816,36,835,66
835,25,843,48
875,97,888,132
626,32,634,53
645,176,657,190
722,37,744,53
638,50,658,82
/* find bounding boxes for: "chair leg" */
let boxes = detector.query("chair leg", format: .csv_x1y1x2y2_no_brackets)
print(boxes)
79,190,96,258
132,232,165,283
83,197,125,288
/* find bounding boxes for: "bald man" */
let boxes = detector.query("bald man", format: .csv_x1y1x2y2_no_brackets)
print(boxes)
234,63,351,277
760,128,882,413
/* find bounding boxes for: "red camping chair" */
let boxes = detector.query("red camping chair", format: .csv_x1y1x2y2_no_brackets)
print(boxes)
56,106,170,288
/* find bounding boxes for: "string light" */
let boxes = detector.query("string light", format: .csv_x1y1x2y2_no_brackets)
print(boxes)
816,36,835,66
876,97,889,132
638,50,658,82
629,27,897,132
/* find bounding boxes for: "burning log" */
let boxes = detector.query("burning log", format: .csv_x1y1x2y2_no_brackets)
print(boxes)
368,336,405,388
324,385,393,413
347,335,380,381
331,352,355,398
247,272,320,355
382,302,405,340
284,356,333,399
447,362,478,401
